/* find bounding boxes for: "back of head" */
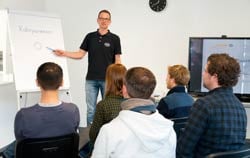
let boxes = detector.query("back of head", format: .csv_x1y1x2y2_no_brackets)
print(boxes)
124,67,156,99
105,64,127,97
207,53,240,87
37,62,63,90
168,65,190,86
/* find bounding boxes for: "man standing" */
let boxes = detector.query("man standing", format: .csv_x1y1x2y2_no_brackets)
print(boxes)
92,67,176,158
54,10,122,125
177,53,247,157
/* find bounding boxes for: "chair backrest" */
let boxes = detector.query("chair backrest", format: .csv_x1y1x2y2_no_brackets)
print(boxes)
205,148,250,158
171,117,188,139
16,133,79,158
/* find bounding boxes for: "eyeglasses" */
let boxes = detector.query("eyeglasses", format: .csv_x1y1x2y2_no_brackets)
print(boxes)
98,17,110,21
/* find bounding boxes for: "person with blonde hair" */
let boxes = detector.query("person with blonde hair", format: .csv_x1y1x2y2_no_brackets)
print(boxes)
157,65,194,119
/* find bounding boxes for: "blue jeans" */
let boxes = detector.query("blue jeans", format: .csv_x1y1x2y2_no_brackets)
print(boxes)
85,80,105,125
3,141,15,158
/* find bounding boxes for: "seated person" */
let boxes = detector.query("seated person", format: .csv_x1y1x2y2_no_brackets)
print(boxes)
91,67,176,158
89,64,127,146
176,54,247,157
3,62,80,158
157,65,194,118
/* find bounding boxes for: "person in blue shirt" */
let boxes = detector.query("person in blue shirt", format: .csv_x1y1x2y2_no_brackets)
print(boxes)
3,62,80,158
157,65,194,119
177,53,247,158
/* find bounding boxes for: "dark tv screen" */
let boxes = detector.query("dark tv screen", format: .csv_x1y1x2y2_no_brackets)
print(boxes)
188,37,250,102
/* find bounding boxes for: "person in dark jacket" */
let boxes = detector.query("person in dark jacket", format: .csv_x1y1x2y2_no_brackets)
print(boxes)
157,65,194,119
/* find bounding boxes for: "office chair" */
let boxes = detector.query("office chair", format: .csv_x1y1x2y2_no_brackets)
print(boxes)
15,133,79,158
0,145,7,158
205,148,250,158
170,117,188,139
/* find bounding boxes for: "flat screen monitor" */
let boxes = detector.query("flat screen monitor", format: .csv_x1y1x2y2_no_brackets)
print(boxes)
188,37,250,102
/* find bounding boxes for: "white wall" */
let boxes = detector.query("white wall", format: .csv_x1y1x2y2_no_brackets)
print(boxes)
45,0,250,126
0,0,44,11
1,0,250,147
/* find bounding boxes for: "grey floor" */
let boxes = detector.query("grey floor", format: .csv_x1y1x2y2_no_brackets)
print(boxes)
78,126,90,149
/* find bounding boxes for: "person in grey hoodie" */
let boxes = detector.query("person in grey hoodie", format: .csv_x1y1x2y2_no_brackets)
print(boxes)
91,67,176,158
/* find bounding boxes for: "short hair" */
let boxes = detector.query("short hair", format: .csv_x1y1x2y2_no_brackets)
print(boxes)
98,9,111,19
37,62,63,90
168,65,190,86
207,53,240,87
124,67,156,99
105,64,127,97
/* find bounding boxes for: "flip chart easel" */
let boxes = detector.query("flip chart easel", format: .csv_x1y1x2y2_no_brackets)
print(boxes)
7,9,71,108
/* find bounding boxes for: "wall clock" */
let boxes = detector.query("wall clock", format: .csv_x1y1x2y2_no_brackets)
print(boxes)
149,0,167,12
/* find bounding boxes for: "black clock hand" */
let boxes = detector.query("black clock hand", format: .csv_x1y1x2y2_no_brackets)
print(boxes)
151,0,160,7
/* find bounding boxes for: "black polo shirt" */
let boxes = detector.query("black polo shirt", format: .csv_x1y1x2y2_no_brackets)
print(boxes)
80,30,121,80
